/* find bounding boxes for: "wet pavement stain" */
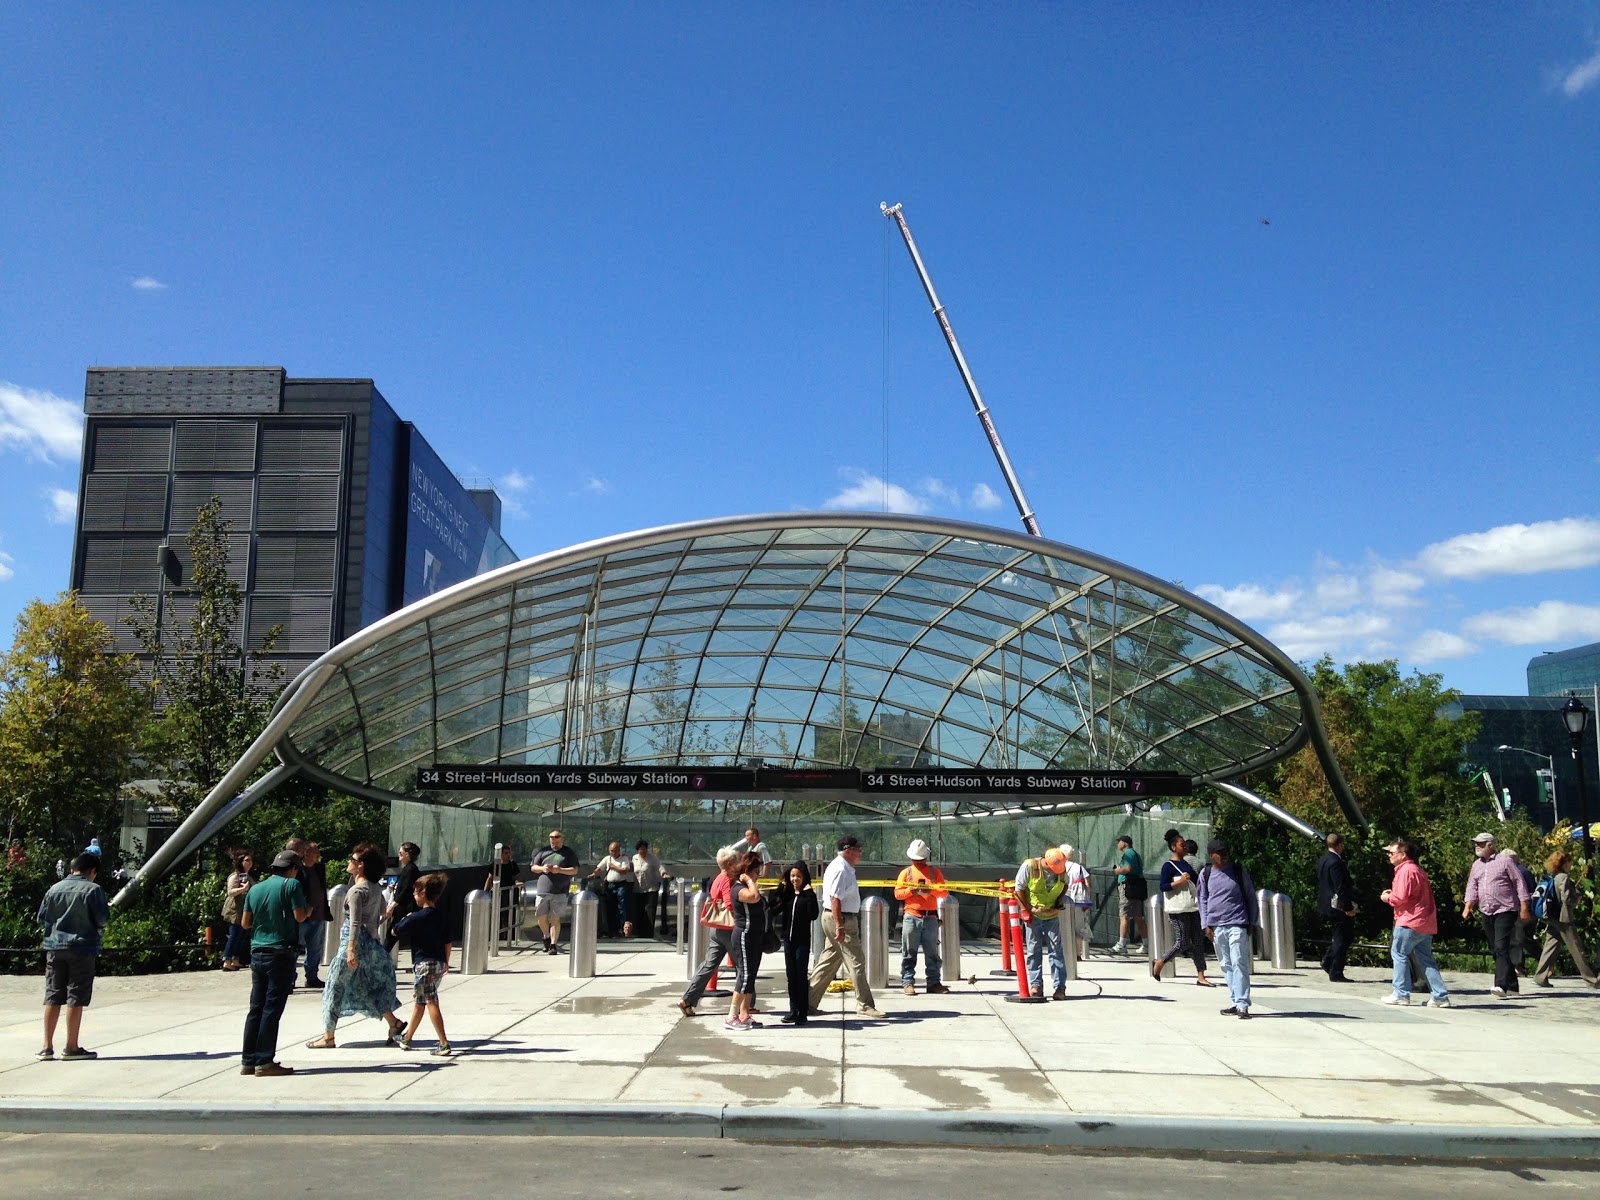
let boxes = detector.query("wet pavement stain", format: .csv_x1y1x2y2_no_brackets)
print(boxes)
547,997,655,1015
691,1066,838,1103
873,1066,1044,1108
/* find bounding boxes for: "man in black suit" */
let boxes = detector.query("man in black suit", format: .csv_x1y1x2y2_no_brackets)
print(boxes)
1317,833,1357,982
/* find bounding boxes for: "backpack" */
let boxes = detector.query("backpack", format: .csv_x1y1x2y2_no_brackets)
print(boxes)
1532,875,1562,923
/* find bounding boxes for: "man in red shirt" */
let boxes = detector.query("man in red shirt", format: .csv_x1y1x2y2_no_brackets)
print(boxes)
1379,838,1449,1008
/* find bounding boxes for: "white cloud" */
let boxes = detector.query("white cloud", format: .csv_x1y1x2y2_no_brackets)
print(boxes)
970,482,1002,510
919,477,961,505
0,382,83,462
1368,566,1426,609
1415,517,1600,580
131,276,167,290
1264,612,1395,661
500,470,531,493
1461,601,1600,646
1313,573,1362,610
580,476,614,496
1193,582,1303,622
46,488,77,525
1408,630,1478,662
823,469,929,515
1560,45,1600,97
0,550,12,583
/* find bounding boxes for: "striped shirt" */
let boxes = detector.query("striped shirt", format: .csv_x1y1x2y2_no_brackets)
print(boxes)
1464,852,1529,916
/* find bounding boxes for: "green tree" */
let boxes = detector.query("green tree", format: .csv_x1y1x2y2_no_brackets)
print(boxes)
127,496,282,816
0,593,146,850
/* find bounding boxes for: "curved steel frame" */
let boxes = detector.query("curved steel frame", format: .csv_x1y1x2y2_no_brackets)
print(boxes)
115,513,1364,906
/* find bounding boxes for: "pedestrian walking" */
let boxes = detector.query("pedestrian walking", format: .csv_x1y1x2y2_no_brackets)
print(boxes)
806,836,884,1018
1152,829,1211,985
678,848,739,1017
1198,838,1258,1018
304,844,404,1050
392,872,454,1055
1461,832,1530,998
1316,832,1357,982
1532,850,1598,988
1379,837,1449,1007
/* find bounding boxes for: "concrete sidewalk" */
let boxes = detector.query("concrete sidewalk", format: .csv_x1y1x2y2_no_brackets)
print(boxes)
3,941,1599,1159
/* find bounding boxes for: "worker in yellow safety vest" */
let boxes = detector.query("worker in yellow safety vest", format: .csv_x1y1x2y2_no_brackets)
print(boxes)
1013,848,1069,1000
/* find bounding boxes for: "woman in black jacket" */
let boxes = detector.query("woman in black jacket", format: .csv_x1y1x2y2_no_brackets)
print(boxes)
769,859,820,1025
385,842,422,953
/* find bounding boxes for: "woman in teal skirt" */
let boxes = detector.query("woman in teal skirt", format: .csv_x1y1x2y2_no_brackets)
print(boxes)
306,843,403,1048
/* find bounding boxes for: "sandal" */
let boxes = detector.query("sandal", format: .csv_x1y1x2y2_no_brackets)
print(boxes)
386,1015,405,1038
305,1036,337,1049
675,1000,696,1018
1195,978,1215,987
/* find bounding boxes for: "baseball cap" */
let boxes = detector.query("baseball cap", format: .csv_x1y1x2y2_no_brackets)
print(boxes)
1206,838,1228,856
272,850,302,871
837,835,862,852
1472,832,1495,844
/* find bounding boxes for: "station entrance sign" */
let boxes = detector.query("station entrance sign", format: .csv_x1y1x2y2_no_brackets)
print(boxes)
417,764,1190,798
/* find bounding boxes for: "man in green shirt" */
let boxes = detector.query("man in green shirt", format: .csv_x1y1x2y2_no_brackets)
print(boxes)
1112,835,1148,955
239,850,310,1077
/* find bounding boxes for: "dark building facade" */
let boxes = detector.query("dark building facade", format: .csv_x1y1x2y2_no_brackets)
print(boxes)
1442,694,1600,833
71,367,516,685
1528,641,1600,697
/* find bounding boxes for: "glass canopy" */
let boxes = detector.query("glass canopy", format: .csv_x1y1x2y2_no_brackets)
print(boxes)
260,514,1356,825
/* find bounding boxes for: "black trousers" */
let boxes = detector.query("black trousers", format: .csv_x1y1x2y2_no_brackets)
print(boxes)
783,933,812,1022
1321,911,1353,977
1482,910,1519,993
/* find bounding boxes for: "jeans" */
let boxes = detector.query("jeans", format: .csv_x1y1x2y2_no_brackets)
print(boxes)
783,934,811,1021
223,922,250,962
299,919,327,982
1481,910,1519,993
1390,925,1447,1002
241,947,297,1068
1213,924,1251,1010
900,912,942,986
1022,914,1065,996
605,882,631,936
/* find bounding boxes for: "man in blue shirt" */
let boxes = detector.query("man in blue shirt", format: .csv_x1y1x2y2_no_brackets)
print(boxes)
37,852,110,1060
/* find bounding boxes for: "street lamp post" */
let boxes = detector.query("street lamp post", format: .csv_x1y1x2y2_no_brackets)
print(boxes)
1496,744,1558,822
1561,694,1592,860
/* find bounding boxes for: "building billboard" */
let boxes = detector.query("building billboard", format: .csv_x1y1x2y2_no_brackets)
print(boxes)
403,433,517,605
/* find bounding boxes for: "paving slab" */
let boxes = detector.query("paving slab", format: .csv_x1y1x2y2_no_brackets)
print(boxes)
3,942,1599,1159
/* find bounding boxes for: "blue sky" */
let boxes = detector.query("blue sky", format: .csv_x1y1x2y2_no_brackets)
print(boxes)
3,3,1598,697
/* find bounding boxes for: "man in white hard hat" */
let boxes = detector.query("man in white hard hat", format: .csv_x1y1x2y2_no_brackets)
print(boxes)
894,839,950,996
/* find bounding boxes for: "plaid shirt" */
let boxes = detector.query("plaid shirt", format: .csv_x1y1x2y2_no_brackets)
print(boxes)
1464,851,1529,916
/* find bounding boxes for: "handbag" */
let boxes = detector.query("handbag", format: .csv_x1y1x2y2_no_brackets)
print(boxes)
699,896,735,929
762,927,781,953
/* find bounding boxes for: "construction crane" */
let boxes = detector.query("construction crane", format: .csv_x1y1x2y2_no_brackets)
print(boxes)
881,201,1041,537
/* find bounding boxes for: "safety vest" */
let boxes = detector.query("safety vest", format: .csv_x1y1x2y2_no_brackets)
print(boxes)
1022,859,1065,919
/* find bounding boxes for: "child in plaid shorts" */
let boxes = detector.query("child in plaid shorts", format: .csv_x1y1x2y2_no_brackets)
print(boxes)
392,873,453,1056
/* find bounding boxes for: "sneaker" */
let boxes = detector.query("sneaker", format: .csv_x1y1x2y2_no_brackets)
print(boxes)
60,1047,97,1060
1220,1006,1240,1016
254,1062,294,1077
547,943,560,956
1236,1009,1251,1020
36,1048,54,1061
926,982,950,994
1533,976,1553,988
903,983,916,995
1490,985,1506,999
857,1006,886,1018
1380,994,1410,1006
396,1035,413,1051
1111,941,1128,956
239,1064,256,1075
723,1018,747,1030
429,1043,453,1056
1424,997,1450,1008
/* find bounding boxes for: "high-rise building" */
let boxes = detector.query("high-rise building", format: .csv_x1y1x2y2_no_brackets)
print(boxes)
70,367,516,684
1528,642,1600,697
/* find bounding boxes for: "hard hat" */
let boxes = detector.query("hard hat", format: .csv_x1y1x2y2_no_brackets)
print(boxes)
1042,848,1067,874
906,838,931,861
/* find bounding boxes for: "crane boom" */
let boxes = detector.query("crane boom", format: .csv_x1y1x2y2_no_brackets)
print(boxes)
881,201,1041,537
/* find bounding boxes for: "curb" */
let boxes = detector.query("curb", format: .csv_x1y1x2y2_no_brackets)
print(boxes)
3,1102,1597,1161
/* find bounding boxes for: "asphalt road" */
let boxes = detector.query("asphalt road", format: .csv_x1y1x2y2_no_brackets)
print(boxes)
0,1134,1594,1197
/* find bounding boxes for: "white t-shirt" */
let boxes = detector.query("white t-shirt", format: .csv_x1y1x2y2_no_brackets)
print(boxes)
1063,861,1091,907
820,854,861,914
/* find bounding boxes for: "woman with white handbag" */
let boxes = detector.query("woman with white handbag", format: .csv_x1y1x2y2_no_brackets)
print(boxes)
1153,829,1212,986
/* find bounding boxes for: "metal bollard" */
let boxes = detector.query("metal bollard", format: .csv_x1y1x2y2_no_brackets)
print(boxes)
861,895,889,991
685,887,706,980
323,883,348,969
675,880,690,952
1270,892,1295,969
1063,903,1079,982
1146,893,1174,979
937,895,961,982
461,889,492,976
489,841,503,957
1255,888,1273,961
569,889,598,978
811,902,826,962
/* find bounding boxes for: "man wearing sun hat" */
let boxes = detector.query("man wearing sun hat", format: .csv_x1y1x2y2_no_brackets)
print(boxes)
1014,846,1070,1001
895,838,949,996
1462,831,1530,999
